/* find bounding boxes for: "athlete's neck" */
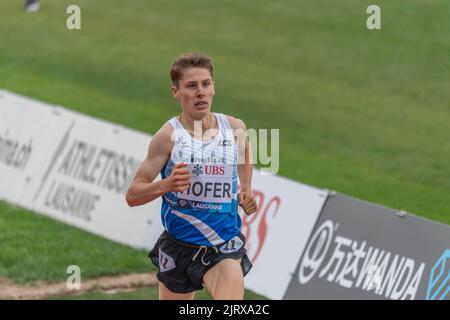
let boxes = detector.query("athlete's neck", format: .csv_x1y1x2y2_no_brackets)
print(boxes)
179,112,216,138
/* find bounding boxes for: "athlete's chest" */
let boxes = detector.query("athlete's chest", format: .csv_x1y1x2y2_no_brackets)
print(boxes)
172,132,236,165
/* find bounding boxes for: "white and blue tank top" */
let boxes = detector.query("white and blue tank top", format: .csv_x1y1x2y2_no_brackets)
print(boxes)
160,113,241,246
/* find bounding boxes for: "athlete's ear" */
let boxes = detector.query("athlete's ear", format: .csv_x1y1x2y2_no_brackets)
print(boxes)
171,84,179,100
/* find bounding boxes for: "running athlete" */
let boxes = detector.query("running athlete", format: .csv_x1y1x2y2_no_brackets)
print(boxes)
125,53,257,300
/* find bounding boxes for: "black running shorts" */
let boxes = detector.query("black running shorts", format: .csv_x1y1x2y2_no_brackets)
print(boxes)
149,230,253,294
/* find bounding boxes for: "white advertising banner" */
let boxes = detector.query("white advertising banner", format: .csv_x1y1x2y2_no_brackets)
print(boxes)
241,172,327,300
0,90,162,249
0,90,71,204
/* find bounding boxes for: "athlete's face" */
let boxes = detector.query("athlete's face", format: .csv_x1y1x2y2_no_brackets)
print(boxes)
172,67,215,120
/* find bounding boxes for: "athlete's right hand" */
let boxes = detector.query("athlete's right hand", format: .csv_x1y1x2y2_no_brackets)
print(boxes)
164,162,191,192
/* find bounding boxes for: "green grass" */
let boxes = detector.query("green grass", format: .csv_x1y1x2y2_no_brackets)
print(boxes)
0,0,449,298
0,201,154,284
45,287,267,300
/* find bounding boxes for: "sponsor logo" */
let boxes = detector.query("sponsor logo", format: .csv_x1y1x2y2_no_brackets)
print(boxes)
177,136,187,145
298,219,426,300
426,249,450,300
204,165,225,176
0,130,33,170
190,155,227,164
179,200,187,207
191,164,203,176
217,140,232,146
240,189,281,263
190,165,226,176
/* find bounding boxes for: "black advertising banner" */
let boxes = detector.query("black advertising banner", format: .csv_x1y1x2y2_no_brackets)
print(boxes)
284,194,450,300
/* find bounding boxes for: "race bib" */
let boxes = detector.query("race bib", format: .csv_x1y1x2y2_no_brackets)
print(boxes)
177,163,234,213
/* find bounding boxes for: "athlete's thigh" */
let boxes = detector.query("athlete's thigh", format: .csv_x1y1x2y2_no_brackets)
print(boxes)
159,281,196,300
203,258,244,300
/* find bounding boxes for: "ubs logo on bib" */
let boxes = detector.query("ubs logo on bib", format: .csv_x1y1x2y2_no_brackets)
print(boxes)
191,164,203,176
204,165,225,176
191,165,225,176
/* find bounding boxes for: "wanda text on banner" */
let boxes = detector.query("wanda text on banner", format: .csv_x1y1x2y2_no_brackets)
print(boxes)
284,194,450,300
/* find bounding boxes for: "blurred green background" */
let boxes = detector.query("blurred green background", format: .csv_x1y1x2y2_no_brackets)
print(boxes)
0,0,448,299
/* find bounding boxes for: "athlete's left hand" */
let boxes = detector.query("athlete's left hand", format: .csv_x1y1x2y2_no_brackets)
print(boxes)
238,192,258,216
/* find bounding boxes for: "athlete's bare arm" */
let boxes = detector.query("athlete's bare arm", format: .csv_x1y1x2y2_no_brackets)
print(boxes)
226,115,257,215
125,123,191,207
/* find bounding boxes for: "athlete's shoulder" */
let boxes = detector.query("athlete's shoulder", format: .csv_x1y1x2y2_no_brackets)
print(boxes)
223,114,246,130
153,121,174,142
147,121,174,155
